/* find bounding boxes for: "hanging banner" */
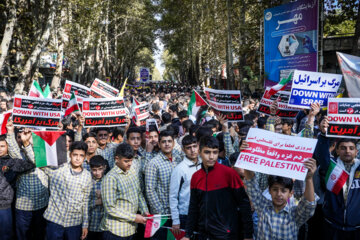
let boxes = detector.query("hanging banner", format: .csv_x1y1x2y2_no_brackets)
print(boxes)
204,87,244,122
264,0,319,89
82,98,127,127
62,80,91,110
90,78,119,98
337,52,360,98
235,128,318,180
257,88,300,118
12,95,62,129
327,98,360,139
288,70,342,109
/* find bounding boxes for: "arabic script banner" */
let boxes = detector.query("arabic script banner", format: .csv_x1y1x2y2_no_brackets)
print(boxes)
12,95,62,129
235,128,318,180
82,98,127,127
90,78,119,98
327,98,360,139
62,80,91,110
337,52,360,98
288,70,342,109
264,0,318,89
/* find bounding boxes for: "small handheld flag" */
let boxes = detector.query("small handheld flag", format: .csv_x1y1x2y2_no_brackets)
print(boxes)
325,160,349,195
64,92,80,117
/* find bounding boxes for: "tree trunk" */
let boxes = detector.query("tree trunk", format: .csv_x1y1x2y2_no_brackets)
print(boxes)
226,0,234,90
238,0,246,91
15,0,57,93
0,0,17,72
352,1,360,56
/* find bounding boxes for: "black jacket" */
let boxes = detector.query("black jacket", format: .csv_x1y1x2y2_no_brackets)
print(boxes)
185,162,253,239
0,155,35,209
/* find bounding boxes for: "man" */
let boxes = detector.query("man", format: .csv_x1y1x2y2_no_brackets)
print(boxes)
183,136,253,240
6,121,48,240
101,143,148,240
126,127,145,174
314,116,360,238
169,135,201,233
145,130,183,239
83,132,100,171
43,141,92,240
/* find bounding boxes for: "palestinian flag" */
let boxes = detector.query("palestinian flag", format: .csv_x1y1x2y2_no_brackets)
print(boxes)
188,90,207,119
32,131,67,167
0,112,11,135
144,215,169,238
264,73,293,99
325,159,349,195
166,229,186,240
64,92,80,117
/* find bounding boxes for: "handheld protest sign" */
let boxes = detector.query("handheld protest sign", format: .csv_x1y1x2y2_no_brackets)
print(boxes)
62,80,90,111
134,103,150,126
288,70,342,109
12,95,62,129
82,97,127,127
90,78,119,98
235,128,318,181
204,87,244,122
326,98,360,139
257,88,300,118
146,119,159,139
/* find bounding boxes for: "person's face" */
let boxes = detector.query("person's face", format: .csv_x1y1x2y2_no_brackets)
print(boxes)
127,132,141,151
183,143,199,161
97,130,109,146
70,149,86,168
115,156,133,172
91,166,106,180
282,123,292,133
85,137,98,154
149,131,159,145
275,124,282,133
159,136,174,154
0,141,8,157
200,147,219,168
116,134,123,143
156,118,161,126
66,135,73,151
269,183,293,209
249,103,255,110
336,142,358,164
0,102,7,110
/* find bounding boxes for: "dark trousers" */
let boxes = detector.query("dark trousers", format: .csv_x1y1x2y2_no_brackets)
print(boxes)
87,231,103,240
15,207,46,240
179,214,187,230
46,221,82,240
0,207,13,240
150,219,172,240
103,231,134,240
323,220,360,240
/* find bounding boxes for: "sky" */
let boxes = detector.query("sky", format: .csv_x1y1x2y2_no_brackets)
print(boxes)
154,38,165,78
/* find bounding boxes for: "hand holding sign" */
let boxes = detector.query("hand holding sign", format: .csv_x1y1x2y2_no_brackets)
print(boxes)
6,120,15,134
309,102,321,117
304,158,316,180
270,100,278,116
320,116,329,134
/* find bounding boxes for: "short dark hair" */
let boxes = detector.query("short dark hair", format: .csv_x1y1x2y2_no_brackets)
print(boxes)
126,127,142,139
169,104,178,114
268,175,293,191
152,102,160,112
89,155,107,168
199,136,219,150
257,117,267,129
166,124,179,138
205,119,219,130
65,130,75,142
95,127,110,134
336,138,358,150
113,127,125,139
148,126,159,134
178,110,188,119
195,126,213,142
162,112,171,124
229,152,240,166
182,119,194,133
159,130,174,141
82,132,97,142
70,141,88,153
153,114,161,120
182,135,197,147
115,143,135,159
0,135,7,142
281,119,294,126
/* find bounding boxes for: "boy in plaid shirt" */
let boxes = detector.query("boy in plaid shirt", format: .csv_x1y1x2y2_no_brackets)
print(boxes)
87,155,108,240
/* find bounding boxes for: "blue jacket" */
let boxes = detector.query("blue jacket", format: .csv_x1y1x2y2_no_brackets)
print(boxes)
313,134,360,231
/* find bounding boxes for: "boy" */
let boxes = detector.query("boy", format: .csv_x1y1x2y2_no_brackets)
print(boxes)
241,141,317,239
88,155,107,240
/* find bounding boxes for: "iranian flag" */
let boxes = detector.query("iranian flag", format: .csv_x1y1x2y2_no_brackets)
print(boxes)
188,90,208,118
264,73,293,99
166,229,186,240
29,80,51,98
32,131,67,167
325,160,349,195
0,112,11,135
64,93,80,117
144,215,169,238
43,84,52,98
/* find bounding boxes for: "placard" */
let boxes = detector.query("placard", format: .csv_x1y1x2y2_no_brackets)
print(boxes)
204,87,244,122
12,95,62,129
235,128,318,180
257,88,300,118
90,78,119,98
288,70,342,109
62,80,90,110
82,98,127,127
326,98,360,139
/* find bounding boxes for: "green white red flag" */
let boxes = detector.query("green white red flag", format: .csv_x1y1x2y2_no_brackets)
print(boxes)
144,215,169,238
32,131,67,167
64,92,80,117
28,80,51,98
188,90,207,119
0,112,11,135
264,73,293,99
325,159,349,195
166,229,186,240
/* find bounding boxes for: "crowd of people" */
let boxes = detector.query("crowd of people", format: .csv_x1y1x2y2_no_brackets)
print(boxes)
0,83,359,240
